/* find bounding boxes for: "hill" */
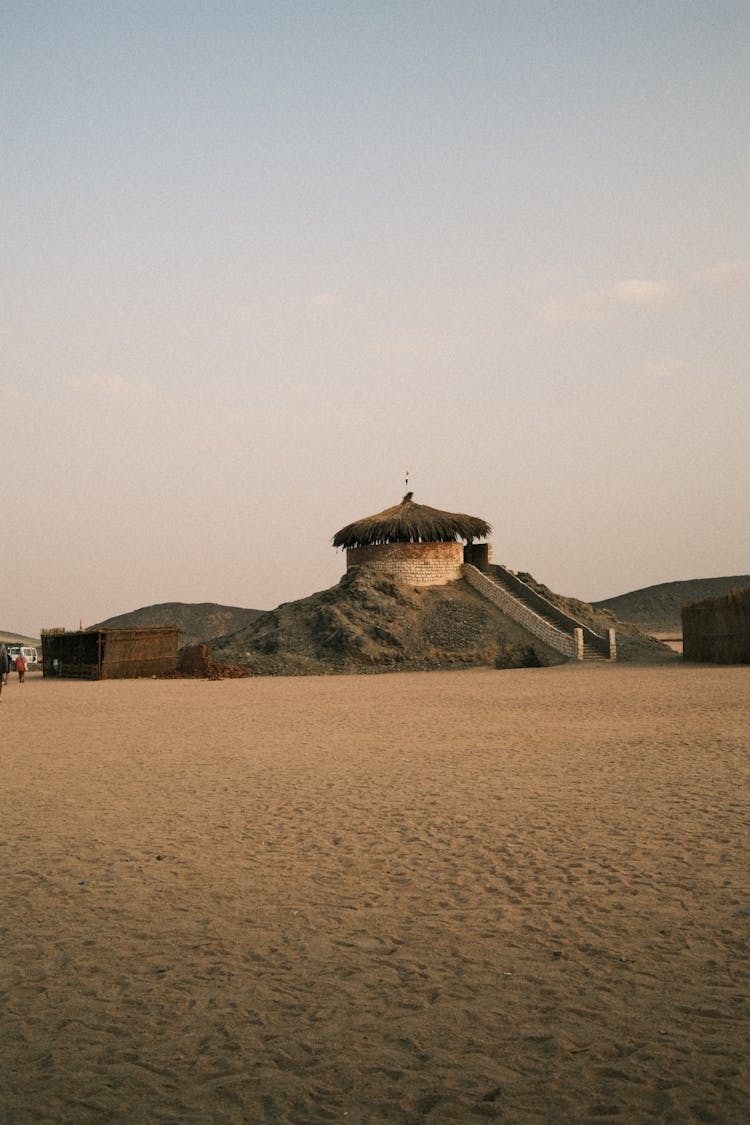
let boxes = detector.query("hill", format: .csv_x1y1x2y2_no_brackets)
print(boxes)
0,632,41,646
93,602,263,649
209,567,671,675
592,576,750,633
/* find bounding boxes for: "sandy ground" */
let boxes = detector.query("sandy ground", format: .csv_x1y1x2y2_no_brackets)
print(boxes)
1,664,748,1124
650,634,684,655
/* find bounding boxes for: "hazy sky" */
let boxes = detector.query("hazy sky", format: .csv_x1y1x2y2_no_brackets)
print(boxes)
3,1,749,636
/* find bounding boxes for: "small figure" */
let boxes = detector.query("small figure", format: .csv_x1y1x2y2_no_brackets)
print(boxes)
0,643,8,700
16,653,26,684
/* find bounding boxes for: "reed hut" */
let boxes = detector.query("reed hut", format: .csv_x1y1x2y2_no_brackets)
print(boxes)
41,626,179,680
332,493,492,585
682,587,750,663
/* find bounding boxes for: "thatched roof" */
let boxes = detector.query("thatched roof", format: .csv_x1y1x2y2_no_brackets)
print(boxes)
332,494,491,549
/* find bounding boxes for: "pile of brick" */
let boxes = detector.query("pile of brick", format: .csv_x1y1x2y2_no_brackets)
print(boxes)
164,644,249,680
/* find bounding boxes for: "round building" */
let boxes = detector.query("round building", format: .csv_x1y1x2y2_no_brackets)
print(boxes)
332,493,492,586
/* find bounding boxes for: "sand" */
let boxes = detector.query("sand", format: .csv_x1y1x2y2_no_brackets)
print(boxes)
650,633,684,655
1,664,748,1123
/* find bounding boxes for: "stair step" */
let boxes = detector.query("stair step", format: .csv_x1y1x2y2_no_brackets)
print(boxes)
479,568,613,661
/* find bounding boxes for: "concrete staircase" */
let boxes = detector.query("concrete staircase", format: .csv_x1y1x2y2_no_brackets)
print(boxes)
462,562,615,663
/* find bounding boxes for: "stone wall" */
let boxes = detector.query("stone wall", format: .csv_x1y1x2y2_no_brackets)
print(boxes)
346,541,464,586
462,564,579,659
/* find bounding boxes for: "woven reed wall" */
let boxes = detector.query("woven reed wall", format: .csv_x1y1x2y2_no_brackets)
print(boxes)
682,587,750,664
42,628,179,679
100,628,179,678
41,631,100,679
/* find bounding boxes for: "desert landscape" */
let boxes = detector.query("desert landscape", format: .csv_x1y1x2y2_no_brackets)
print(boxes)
84,572,749,674
6,3,748,1120
1,663,748,1122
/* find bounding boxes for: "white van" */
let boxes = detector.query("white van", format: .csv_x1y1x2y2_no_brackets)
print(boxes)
6,644,39,668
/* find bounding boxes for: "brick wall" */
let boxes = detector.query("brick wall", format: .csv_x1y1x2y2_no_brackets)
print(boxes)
346,541,464,585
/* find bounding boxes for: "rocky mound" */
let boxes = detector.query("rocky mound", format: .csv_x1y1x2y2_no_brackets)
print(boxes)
210,567,671,675
592,576,750,633
93,602,263,649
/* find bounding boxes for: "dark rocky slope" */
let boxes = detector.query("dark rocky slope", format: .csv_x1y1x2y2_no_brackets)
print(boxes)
93,602,263,650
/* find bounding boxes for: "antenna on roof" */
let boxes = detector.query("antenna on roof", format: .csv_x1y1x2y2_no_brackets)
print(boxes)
403,470,413,503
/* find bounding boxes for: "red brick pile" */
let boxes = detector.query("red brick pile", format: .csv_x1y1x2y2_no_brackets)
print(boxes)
164,644,249,680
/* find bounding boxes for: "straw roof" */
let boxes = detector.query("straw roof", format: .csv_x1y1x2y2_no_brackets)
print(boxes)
332,494,491,549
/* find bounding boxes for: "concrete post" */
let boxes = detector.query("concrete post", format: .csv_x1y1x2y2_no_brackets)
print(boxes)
608,628,617,661
574,628,584,661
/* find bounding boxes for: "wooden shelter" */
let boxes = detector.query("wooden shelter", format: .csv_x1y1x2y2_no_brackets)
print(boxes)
332,494,492,586
41,626,179,680
682,587,750,663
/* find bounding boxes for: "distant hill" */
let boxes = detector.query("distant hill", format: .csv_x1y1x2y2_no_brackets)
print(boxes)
93,602,263,649
0,631,41,646
593,576,750,633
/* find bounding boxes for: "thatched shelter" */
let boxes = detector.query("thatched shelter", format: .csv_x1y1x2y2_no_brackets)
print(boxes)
682,587,750,663
333,493,491,548
41,626,179,680
332,494,492,586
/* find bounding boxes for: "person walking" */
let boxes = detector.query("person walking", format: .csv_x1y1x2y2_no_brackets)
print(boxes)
16,653,26,684
0,643,9,701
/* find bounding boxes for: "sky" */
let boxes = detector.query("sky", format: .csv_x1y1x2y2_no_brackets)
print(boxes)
2,1,749,636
